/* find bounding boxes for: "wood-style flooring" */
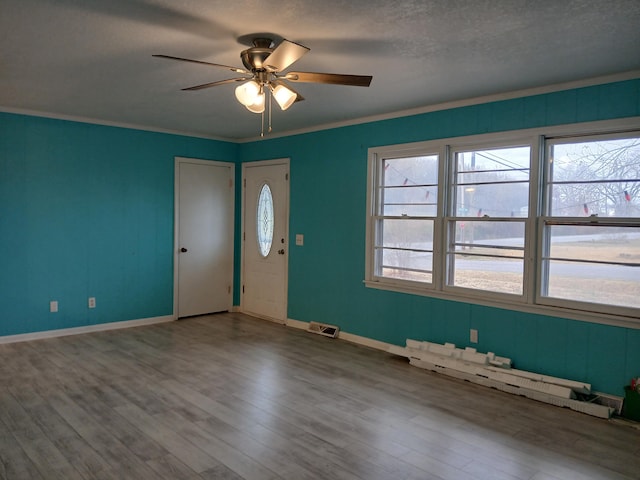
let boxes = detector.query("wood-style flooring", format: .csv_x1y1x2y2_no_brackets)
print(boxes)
0,312,638,479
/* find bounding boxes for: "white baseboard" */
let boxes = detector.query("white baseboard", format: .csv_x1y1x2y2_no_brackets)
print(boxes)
337,330,395,351
0,315,175,344
286,317,394,352
285,318,309,330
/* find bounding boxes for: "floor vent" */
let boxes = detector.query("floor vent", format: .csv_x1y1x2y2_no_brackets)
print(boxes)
308,321,339,338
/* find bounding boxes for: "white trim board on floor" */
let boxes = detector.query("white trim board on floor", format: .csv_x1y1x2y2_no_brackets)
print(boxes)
0,315,174,344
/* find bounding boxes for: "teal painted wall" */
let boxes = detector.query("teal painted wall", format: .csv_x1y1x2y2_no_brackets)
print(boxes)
238,79,640,396
0,112,236,336
1,79,638,396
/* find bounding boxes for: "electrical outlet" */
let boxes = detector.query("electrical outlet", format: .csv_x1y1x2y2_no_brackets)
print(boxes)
470,328,478,343
50,300,58,313
88,297,96,309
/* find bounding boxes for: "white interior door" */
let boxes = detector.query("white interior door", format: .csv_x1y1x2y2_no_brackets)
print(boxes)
242,160,289,323
176,158,234,318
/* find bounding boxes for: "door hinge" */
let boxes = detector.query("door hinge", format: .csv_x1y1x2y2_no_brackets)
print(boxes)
228,285,231,294
229,178,233,188
244,178,246,187
242,285,245,293
243,232,245,241
285,173,289,181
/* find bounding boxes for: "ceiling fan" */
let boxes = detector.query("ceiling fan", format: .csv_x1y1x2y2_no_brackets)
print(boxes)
153,36,372,132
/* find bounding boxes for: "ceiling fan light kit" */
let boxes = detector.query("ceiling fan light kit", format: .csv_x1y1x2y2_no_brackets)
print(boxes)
245,93,266,114
235,80,266,113
154,35,372,135
271,84,297,111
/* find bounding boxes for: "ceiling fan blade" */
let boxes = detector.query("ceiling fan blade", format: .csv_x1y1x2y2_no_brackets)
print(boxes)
182,77,253,91
263,40,310,72
285,71,372,87
153,54,249,74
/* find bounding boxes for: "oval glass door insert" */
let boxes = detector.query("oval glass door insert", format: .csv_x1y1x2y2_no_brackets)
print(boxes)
256,183,274,257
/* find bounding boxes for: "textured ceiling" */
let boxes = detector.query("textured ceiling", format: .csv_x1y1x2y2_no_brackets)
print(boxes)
1,0,639,140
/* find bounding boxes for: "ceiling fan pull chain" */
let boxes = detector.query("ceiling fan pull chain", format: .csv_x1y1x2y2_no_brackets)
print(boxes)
260,109,264,137
268,88,273,133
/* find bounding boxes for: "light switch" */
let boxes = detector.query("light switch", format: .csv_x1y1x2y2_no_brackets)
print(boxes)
295,234,304,246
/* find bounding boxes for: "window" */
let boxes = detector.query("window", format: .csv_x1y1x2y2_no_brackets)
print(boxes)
372,153,440,286
366,121,640,324
539,133,640,316
446,145,531,296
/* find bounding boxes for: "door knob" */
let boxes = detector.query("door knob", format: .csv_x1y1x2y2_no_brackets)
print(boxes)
180,247,188,253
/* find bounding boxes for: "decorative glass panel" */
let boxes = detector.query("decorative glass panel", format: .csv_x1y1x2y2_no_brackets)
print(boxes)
257,183,274,257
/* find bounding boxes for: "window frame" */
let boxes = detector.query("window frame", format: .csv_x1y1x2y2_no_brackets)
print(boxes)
535,130,640,319
365,141,446,292
442,139,538,303
365,117,640,328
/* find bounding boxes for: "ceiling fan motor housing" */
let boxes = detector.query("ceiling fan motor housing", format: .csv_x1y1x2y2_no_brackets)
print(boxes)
240,38,275,72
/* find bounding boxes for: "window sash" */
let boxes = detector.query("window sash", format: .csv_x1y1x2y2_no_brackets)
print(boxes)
536,218,640,316
371,149,442,286
444,218,527,297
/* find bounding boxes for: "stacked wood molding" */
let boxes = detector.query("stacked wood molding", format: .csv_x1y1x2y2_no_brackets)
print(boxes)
389,340,614,419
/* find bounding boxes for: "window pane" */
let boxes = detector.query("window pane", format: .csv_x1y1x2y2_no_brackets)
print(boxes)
382,185,438,216
376,218,433,284
448,220,524,295
548,181,640,217
381,155,439,217
452,220,525,249
448,254,523,295
542,224,640,308
379,219,434,250
454,146,530,218
455,183,529,217
381,219,433,250
548,136,640,218
380,248,433,283
383,155,438,186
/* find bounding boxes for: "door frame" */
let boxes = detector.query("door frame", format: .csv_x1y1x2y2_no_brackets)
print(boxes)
241,158,290,323
174,156,235,319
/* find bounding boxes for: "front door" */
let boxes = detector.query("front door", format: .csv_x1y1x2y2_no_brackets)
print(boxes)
242,160,289,323
175,158,234,318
